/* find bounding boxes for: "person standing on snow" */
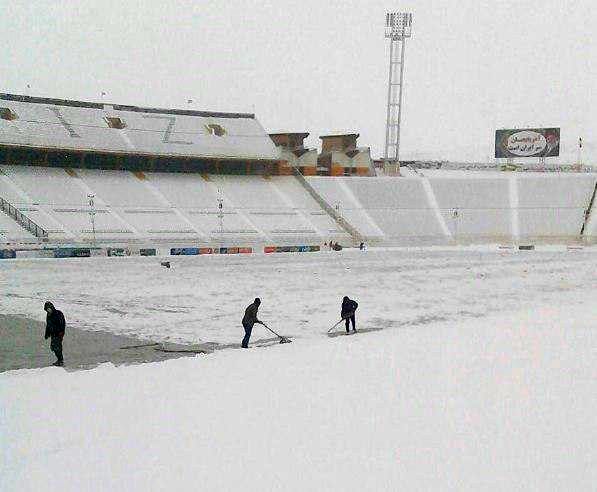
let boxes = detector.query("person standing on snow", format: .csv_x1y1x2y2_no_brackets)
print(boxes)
44,301,66,366
341,296,358,333
241,298,262,348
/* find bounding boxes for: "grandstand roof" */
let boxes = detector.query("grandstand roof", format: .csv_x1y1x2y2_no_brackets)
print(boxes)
0,93,280,161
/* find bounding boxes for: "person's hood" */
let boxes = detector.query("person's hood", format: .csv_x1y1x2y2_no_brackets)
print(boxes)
44,301,55,312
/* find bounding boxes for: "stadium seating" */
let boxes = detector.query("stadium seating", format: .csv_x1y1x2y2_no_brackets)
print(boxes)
0,170,30,205
183,210,259,242
48,209,133,239
345,177,429,209
1,163,597,247
269,178,351,241
148,172,221,209
429,176,512,240
341,177,445,243
1,99,278,161
517,175,597,240
1,165,90,206
306,177,384,238
77,169,164,208
0,212,35,242
17,207,70,237
210,175,288,211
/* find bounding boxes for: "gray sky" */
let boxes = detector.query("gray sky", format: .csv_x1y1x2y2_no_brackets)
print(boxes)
2,0,595,163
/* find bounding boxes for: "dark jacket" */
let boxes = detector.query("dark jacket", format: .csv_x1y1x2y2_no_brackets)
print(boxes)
341,298,358,318
44,302,66,339
242,302,260,327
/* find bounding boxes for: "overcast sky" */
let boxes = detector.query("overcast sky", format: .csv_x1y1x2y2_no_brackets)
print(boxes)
2,0,595,163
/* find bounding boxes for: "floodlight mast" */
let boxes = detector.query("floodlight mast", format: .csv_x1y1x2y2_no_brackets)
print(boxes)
384,12,412,162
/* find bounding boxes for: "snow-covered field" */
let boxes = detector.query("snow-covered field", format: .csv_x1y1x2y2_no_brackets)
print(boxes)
2,248,597,490
1,247,596,345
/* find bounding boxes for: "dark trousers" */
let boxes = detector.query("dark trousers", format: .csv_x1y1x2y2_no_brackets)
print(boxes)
345,315,356,333
50,336,63,362
242,322,253,348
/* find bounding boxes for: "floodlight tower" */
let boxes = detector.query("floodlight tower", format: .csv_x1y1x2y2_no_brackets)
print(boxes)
384,11,413,162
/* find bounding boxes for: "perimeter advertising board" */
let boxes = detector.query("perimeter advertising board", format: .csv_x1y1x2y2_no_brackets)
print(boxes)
495,128,560,158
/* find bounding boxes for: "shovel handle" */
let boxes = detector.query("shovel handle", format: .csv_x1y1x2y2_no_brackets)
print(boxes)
327,311,355,332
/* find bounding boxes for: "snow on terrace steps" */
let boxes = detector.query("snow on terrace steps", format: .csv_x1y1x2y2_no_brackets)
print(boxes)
0,95,280,160
1,305,596,490
306,177,383,238
342,177,447,242
1,163,596,244
0,248,595,346
429,176,512,239
516,174,597,239
0,211,35,240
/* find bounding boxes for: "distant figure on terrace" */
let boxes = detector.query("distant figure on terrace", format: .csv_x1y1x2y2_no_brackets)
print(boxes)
241,298,262,348
341,296,358,333
44,301,66,366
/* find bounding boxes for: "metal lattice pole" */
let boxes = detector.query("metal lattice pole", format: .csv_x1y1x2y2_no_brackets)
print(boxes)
88,194,96,246
384,12,412,162
217,190,224,244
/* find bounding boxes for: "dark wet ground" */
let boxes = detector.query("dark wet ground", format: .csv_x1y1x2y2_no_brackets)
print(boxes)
0,314,296,373
326,327,384,338
0,314,209,373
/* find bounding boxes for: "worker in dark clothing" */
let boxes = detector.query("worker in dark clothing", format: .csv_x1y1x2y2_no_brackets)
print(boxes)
341,296,358,333
241,298,262,348
44,301,66,366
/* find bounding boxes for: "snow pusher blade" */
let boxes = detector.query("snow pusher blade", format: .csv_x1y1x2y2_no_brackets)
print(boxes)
259,322,292,344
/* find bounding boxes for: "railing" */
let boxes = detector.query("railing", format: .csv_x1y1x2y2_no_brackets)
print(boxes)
0,196,48,238
291,167,363,243
580,181,597,237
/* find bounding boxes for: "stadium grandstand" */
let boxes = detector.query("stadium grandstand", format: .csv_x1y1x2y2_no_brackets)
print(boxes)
0,92,596,257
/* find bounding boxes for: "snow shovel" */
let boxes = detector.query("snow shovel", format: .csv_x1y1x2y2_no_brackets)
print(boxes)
258,322,292,344
327,311,355,333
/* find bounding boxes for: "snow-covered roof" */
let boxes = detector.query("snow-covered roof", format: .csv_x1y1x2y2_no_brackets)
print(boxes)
0,94,279,161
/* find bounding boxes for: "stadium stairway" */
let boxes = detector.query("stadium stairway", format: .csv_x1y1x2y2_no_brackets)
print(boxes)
0,194,47,240
291,167,363,244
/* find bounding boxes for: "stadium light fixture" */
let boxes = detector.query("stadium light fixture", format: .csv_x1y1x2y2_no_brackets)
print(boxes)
88,194,96,246
217,189,224,241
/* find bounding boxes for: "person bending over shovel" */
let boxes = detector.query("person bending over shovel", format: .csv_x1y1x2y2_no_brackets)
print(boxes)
341,296,358,334
44,301,66,366
241,298,262,348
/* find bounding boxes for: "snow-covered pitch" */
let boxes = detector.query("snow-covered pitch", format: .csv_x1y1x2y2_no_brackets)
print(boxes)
2,247,596,490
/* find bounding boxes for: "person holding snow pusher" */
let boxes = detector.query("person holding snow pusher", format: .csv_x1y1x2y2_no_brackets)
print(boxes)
241,298,262,348
341,296,358,333
44,301,66,366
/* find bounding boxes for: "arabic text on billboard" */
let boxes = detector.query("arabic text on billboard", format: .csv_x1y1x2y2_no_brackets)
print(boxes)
495,128,560,158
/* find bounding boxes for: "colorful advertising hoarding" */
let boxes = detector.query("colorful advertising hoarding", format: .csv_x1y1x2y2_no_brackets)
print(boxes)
495,128,560,158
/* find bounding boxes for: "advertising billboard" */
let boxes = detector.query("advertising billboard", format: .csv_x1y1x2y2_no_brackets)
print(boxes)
495,128,560,158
